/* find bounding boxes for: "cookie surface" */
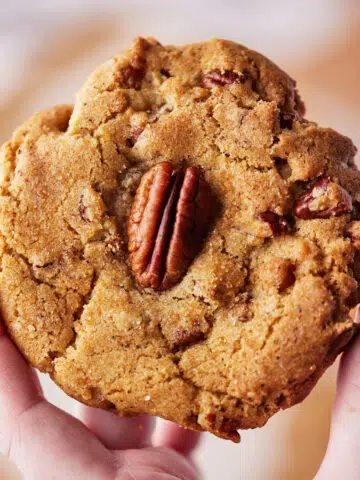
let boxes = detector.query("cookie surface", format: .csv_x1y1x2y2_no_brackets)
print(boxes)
0,37,359,441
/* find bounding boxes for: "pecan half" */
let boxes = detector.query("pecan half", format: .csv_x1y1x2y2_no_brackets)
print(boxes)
202,69,249,88
128,162,212,290
295,178,352,219
257,211,291,237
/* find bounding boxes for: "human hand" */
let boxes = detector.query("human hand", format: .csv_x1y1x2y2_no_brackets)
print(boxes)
3,306,360,480
0,319,200,479
316,311,360,479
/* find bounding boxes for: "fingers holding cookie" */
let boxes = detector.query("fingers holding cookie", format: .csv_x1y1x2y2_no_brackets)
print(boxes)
79,405,154,450
153,418,202,456
0,315,44,455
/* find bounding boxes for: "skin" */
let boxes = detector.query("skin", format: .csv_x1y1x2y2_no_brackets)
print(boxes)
0,314,359,480
0,318,200,480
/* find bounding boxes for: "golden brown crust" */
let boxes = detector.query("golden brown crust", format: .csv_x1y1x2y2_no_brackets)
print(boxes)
0,38,359,442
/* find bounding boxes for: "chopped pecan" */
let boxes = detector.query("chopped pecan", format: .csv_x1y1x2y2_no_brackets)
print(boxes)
118,63,145,90
279,112,295,129
274,393,286,407
257,211,291,237
295,177,352,219
205,412,216,424
347,287,360,308
347,221,360,249
160,68,171,78
148,104,173,123
351,201,360,220
126,106,173,147
128,162,212,290
79,194,90,222
105,234,122,255
203,413,239,442
228,293,252,324
172,322,205,347
274,157,292,180
354,252,360,280
202,69,250,88
126,125,146,147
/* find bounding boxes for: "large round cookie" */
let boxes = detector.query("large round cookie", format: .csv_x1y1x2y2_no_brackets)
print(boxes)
0,37,359,442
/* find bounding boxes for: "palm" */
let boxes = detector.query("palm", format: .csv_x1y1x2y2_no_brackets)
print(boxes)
0,320,199,479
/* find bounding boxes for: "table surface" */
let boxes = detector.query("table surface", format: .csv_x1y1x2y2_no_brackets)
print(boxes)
1,1,360,478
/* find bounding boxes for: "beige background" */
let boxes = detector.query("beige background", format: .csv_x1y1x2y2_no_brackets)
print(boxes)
1,0,360,478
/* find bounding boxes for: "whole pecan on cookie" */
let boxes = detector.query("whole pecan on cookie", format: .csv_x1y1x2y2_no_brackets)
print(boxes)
128,162,212,290
202,69,250,88
295,177,352,219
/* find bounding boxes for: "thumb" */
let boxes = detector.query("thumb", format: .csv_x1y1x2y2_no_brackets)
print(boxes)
0,317,43,455
316,307,360,479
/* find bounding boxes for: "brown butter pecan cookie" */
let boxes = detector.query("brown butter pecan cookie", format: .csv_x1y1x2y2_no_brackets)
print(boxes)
0,37,359,442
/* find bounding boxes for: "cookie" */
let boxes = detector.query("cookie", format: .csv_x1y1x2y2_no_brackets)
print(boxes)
0,37,359,442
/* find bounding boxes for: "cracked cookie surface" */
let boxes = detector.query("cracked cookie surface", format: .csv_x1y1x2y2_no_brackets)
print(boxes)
0,37,359,442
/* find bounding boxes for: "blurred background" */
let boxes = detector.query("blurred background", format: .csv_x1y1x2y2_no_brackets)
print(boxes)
1,0,360,478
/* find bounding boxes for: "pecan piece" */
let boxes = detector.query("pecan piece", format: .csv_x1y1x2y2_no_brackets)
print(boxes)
79,194,90,223
172,324,205,347
295,177,352,219
160,68,171,78
257,211,291,237
126,106,173,147
148,104,173,123
347,221,360,249
202,69,249,88
202,412,240,442
118,64,145,90
128,162,212,290
126,125,145,147
351,201,360,220
274,393,286,407
279,112,295,129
